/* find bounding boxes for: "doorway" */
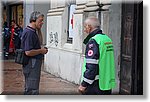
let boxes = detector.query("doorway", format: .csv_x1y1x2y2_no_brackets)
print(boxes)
120,1,143,95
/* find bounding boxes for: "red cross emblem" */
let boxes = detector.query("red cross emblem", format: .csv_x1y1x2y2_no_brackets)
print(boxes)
88,50,94,56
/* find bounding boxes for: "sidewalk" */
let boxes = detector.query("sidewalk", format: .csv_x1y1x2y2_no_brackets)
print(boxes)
2,59,80,95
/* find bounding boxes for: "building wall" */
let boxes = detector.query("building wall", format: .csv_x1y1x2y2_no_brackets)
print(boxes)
45,0,121,93
45,2,84,84
108,2,122,94
24,0,34,27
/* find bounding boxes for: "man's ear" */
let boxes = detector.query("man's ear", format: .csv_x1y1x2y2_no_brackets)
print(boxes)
88,25,92,31
34,21,37,25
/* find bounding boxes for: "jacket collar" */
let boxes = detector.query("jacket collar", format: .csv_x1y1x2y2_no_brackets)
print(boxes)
83,28,103,45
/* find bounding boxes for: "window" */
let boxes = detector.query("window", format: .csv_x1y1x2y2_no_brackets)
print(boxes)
67,4,76,43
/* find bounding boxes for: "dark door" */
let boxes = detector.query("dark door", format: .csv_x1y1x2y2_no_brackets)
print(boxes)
120,2,143,95
10,4,23,27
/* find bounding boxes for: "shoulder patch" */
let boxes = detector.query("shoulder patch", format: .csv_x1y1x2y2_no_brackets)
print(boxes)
88,50,94,56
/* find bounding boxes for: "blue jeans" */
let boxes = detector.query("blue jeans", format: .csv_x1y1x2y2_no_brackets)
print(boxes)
23,58,42,95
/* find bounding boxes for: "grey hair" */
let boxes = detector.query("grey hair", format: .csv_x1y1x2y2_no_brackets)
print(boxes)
84,16,100,28
30,11,44,23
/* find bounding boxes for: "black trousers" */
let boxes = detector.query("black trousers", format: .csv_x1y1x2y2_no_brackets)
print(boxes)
23,58,42,95
83,80,112,95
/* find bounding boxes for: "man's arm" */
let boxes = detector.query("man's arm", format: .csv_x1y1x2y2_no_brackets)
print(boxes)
25,47,48,56
81,39,100,87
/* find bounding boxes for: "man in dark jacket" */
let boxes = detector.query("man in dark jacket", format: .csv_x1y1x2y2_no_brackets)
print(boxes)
78,17,116,95
2,22,10,59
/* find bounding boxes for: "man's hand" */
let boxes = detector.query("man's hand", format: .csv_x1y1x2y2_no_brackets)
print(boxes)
78,85,86,94
40,47,48,54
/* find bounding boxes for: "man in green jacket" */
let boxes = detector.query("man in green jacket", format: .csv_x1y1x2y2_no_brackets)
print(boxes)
78,17,116,95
